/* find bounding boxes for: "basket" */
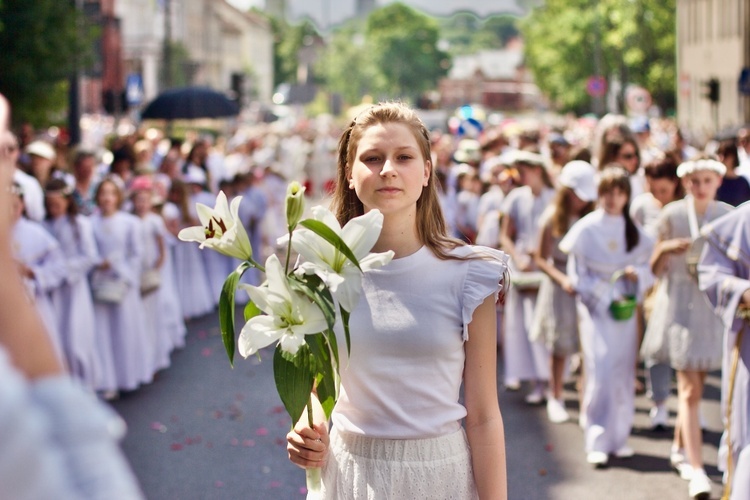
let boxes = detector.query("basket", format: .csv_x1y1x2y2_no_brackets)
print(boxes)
609,270,637,321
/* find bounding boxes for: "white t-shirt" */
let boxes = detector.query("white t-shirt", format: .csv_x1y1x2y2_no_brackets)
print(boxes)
331,244,508,439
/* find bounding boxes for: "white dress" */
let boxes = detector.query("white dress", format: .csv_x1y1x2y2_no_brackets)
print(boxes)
698,203,750,495
12,217,67,363
91,211,155,392
155,217,187,349
640,199,732,371
44,215,102,389
501,185,555,381
560,209,655,454
162,202,215,319
530,211,580,356
137,212,174,371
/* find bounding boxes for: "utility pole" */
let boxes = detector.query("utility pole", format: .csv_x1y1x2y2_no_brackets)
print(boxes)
68,0,84,146
163,0,172,89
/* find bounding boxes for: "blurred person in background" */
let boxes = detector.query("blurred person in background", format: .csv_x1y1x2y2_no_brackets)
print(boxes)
716,139,750,207
0,93,144,499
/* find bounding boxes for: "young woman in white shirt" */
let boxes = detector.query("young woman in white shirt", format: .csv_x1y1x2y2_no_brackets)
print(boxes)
286,102,508,499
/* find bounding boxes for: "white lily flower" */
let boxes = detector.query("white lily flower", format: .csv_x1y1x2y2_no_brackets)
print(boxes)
238,254,327,357
282,206,394,311
178,191,253,261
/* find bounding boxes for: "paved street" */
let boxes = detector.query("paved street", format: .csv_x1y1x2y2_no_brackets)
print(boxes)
112,311,725,499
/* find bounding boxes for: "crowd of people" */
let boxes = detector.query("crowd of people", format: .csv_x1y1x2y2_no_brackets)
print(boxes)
433,113,749,499
5,106,750,498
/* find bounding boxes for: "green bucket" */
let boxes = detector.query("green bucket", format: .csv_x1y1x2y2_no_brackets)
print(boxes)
609,295,637,321
609,270,638,321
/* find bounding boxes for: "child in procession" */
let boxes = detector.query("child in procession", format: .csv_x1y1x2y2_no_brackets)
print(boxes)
44,178,102,389
531,160,597,423
559,165,655,467
641,157,732,499
499,151,555,401
285,102,508,499
90,177,155,397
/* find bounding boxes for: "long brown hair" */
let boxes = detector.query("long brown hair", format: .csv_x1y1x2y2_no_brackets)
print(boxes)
549,186,595,238
331,102,464,260
598,164,639,252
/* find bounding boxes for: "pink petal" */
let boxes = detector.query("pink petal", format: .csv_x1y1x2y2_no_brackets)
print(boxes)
215,481,224,488
299,487,307,494
213,410,224,419
545,444,554,452
255,427,269,436
243,439,256,447
201,347,212,357
230,438,239,446
197,330,207,339
170,443,183,451
270,405,285,414
269,481,282,488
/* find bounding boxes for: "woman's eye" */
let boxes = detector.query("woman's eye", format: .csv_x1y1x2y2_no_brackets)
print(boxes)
364,156,380,163
398,155,413,161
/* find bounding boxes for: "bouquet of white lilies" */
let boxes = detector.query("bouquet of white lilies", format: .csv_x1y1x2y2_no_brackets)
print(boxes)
178,181,393,493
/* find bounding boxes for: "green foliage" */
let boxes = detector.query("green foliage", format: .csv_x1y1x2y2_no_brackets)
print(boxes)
439,12,520,55
0,0,95,125
268,15,321,87
520,0,676,114
219,262,251,366
365,3,449,101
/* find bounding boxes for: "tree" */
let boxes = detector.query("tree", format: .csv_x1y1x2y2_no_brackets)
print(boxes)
0,0,94,125
440,12,520,55
267,15,322,87
365,3,449,101
520,0,676,114
316,22,382,106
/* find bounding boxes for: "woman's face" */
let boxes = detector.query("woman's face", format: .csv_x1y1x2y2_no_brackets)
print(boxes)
616,143,639,174
132,191,152,216
45,193,69,219
97,181,120,215
600,186,629,216
347,122,430,218
647,177,678,207
518,163,542,189
684,170,722,202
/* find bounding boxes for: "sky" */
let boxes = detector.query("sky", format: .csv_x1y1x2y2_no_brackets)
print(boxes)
228,0,527,29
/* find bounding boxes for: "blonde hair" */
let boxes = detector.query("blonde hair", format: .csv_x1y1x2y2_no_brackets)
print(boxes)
331,102,464,260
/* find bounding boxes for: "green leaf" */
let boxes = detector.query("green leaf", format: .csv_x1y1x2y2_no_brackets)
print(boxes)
298,219,361,271
244,299,262,322
219,262,251,367
306,333,338,419
339,305,352,356
273,345,315,425
287,274,336,331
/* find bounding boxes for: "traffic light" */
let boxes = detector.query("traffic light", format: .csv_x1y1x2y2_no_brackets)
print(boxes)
703,78,720,103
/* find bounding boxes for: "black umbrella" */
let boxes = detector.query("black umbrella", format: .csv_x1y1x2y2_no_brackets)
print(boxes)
140,86,239,120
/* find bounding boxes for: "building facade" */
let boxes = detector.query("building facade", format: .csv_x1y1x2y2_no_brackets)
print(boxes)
676,0,750,139
438,40,540,112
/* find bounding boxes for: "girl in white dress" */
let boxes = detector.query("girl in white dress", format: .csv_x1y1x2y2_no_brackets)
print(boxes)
11,184,67,364
499,151,555,401
286,102,508,499
642,158,732,498
532,161,597,423
131,183,173,372
560,165,655,467
91,178,155,395
43,178,102,389
163,179,215,320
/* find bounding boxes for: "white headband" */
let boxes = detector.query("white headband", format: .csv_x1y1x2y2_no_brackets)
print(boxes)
676,159,726,178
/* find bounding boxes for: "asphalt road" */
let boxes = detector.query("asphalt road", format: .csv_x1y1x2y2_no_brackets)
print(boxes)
111,311,725,499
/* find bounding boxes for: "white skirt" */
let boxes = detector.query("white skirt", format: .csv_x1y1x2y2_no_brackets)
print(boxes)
320,427,478,500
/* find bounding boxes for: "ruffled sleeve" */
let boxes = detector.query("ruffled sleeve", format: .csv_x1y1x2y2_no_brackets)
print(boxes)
461,245,509,341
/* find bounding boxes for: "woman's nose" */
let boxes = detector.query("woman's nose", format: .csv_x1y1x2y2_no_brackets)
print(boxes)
380,159,396,176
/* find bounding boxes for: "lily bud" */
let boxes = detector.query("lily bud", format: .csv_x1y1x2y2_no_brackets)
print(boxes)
285,181,306,230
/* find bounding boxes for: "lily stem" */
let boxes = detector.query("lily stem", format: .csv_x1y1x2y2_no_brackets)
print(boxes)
284,227,293,275
307,394,314,429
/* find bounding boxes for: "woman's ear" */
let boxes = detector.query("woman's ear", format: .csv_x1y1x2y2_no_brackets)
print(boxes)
423,160,431,187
